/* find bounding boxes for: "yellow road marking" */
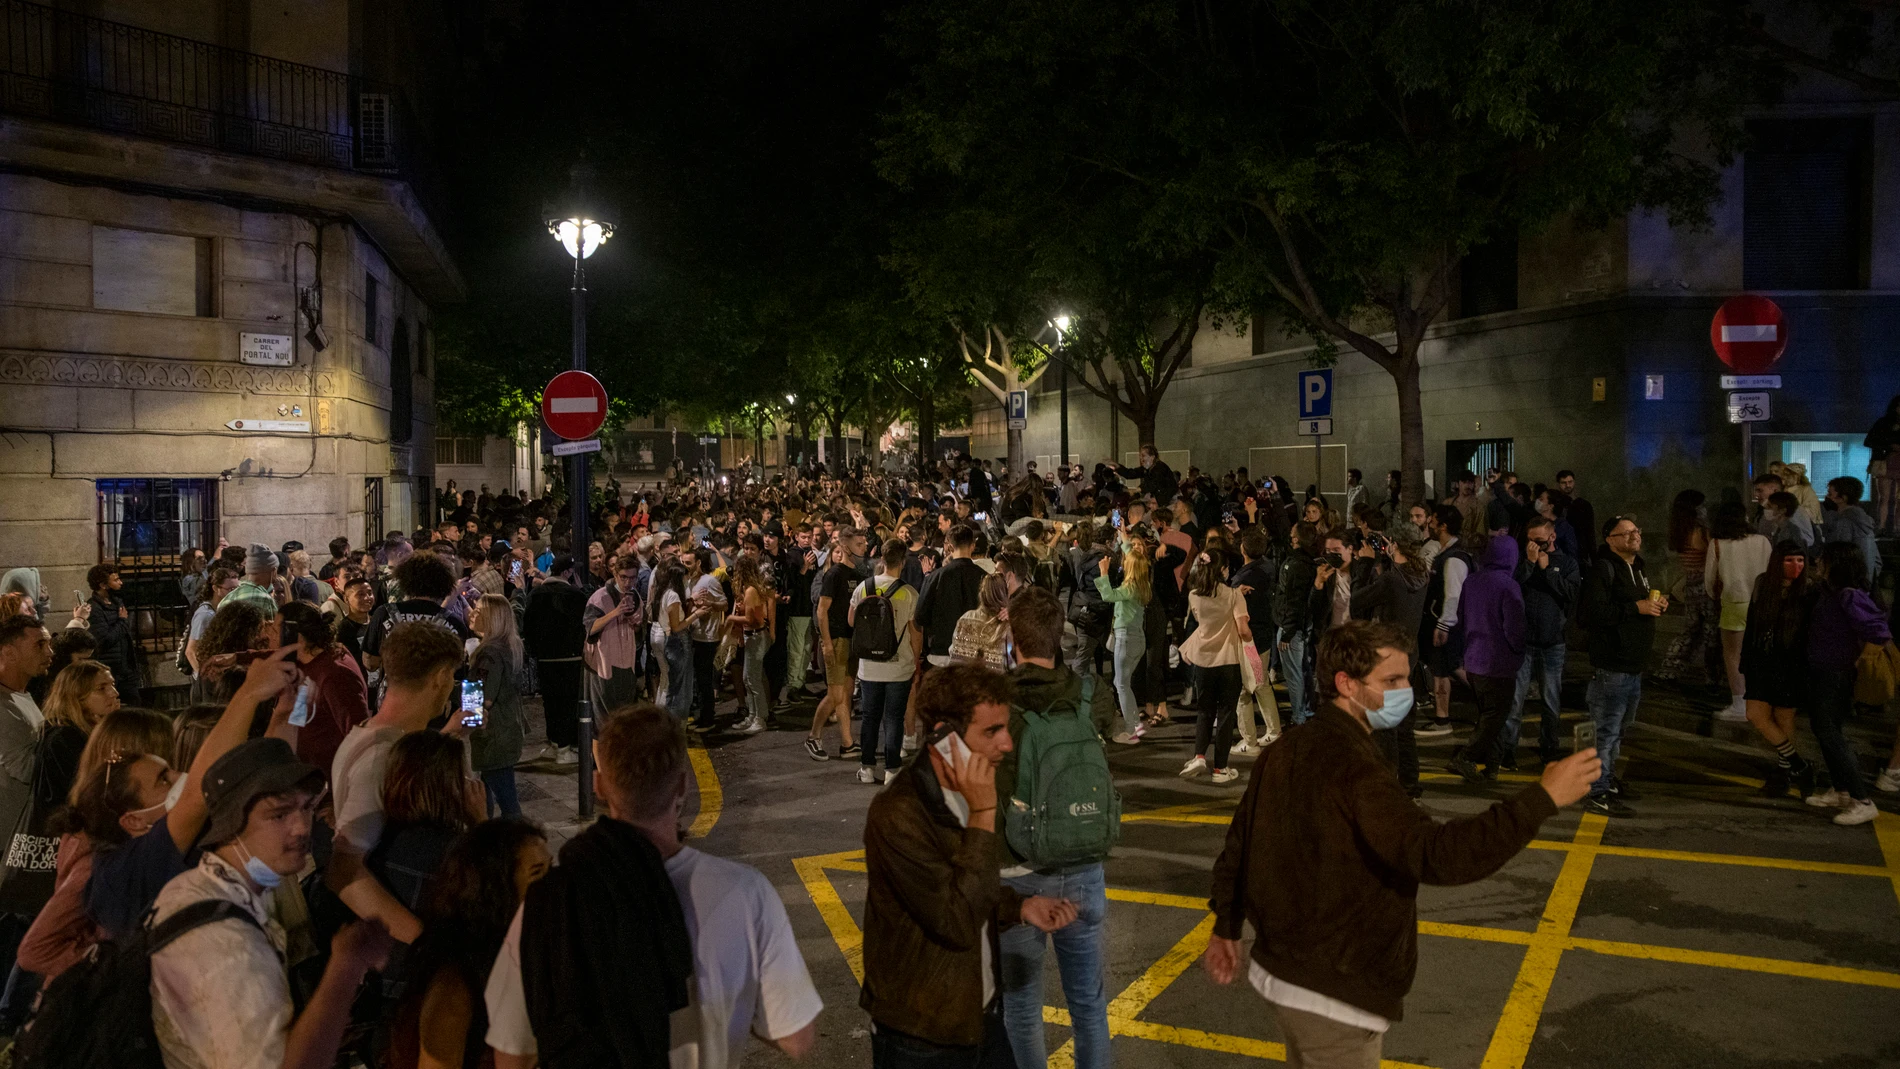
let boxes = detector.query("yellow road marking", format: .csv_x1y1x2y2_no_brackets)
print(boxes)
1566,937,1900,989
1479,813,1605,1069
1121,802,1230,826
1526,839,1893,878
1106,888,1207,910
791,850,867,984
687,741,722,839
1419,921,1536,946
1875,812,1900,911
1105,913,1215,1021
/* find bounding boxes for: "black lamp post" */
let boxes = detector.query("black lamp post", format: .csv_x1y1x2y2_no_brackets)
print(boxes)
544,160,614,818
1053,314,1072,476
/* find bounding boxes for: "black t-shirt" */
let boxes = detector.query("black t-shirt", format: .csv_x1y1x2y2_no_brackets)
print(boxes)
338,615,371,672
363,599,470,658
822,563,859,638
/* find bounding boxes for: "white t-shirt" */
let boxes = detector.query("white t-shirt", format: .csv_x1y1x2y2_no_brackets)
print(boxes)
687,575,726,643
1249,959,1388,1033
848,575,917,683
485,846,823,1069
329,724,405,853
652,589,683,643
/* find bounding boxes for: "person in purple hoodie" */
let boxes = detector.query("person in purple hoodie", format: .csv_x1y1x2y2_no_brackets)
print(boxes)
1448,534,1526,783
1802,542,1890,826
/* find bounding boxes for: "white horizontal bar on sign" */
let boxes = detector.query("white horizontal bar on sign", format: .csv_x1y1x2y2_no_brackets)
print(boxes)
549,397,600,413
1720,324,1777,342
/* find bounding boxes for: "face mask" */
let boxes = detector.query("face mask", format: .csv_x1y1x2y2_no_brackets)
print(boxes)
1353,684,1414,730
233,835,282,889
1781,558,1806,581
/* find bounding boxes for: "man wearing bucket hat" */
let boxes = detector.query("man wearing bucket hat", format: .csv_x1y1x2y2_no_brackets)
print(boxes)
148,738,392,1069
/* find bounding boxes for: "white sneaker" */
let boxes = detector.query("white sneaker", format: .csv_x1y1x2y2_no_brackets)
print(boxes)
1259,731,1280,746
554,746,580,766
1229,740,1257,756
1110,732,1141,746
1834,799,1879,826
884,770,898,785
902,733,920,756
855,766,876,784
1210,768,1238,785
1179,755,1208,778
739,716,766,735
1806,788,1845,808
1714,698,1748,722
1876,768,1900,794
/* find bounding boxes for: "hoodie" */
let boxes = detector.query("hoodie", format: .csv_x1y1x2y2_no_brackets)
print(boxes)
1514,547,1581,647
1458,535,1526,678
1821,504,1882,576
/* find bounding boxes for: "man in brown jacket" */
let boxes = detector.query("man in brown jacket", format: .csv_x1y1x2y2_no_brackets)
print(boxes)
861,664,1077,1068
1203,620,1600,1068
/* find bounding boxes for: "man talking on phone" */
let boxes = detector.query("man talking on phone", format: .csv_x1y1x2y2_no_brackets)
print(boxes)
1204,621,1600,1068
861,664,1078,1068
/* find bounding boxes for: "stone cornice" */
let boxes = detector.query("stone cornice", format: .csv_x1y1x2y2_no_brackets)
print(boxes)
0,350,338,395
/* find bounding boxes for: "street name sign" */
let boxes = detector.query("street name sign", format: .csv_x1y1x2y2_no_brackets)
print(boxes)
226,419,310,432
552,439,602,457
1720,374,1781,390
239,333,295,367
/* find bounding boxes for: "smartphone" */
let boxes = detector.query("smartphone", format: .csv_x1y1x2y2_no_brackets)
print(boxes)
72,588,86,608
932,727,971,769
460,679,485,728
1573,721,1596,755
288,681,313,727
510,560,524,583
278,616,301,648
1110,508,1123,528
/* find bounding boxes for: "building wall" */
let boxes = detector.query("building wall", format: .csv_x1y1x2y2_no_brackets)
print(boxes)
0,171,436,619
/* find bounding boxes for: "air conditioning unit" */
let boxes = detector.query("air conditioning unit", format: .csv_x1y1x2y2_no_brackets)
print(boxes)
358,93,393,166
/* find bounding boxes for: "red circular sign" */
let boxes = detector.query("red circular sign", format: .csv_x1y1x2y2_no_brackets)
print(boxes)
541,370,608,440
1710,294,1788,374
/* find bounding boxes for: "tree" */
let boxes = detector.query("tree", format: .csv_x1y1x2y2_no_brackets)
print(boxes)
883,0,1785,502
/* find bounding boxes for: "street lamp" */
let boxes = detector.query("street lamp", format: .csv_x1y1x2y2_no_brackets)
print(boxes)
1050,314,1074,474
544,158,613,819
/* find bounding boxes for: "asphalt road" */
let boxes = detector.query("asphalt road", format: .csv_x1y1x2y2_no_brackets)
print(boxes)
511,678,1900,1069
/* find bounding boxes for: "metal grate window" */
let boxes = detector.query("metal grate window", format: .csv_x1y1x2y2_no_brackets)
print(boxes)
364,477,385,547
1445,439,1515,480
96,478,218,653
436,436,485,465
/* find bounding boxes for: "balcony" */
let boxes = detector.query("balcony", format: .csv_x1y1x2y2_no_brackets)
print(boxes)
0,0,436,194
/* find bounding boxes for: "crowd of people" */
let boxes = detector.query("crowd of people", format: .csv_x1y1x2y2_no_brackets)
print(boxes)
0,429,1891,1068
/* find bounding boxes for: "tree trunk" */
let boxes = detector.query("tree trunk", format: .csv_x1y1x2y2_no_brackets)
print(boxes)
1393,343,1427,506
1007,425,1025,482
1134,411,1157,455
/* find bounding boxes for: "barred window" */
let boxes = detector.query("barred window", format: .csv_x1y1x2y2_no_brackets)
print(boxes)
437,436,486,465
95,478,219,654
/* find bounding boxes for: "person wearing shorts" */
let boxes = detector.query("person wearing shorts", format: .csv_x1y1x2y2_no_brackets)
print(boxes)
808,529,868,761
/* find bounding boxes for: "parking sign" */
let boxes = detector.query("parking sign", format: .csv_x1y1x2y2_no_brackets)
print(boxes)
1298,369,1333,419
1006,389,1028,430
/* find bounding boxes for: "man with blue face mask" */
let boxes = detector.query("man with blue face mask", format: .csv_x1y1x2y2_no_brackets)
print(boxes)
1202,620,1601,1068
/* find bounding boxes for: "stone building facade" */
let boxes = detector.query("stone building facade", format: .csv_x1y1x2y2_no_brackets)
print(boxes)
0,0,462,660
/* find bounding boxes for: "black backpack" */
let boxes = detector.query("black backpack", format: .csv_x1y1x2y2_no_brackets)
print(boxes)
13,900,264,1069
849,578,906,662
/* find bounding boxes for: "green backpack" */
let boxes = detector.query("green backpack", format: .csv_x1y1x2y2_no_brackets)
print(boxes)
1006,681,1121,869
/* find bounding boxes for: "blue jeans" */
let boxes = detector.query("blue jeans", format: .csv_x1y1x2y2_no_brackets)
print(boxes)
481,767,521,818
1110,626,1146,733
1505,643,1566,761
858,677,913,771
1586,668,1642,794
743,630,771,722
664,631,694,718
1001,864,1110,1069
1275,628,1312,724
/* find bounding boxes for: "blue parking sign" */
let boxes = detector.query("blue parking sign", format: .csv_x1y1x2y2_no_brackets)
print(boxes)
1298,369,1333,419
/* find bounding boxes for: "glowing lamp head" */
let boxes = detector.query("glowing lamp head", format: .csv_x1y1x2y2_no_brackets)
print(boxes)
550,218,613,259
1053,314,1072,333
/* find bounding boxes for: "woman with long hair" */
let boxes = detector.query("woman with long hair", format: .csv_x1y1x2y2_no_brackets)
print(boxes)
680,546,728,733
1097,535,1154,744
383,819,551,1069
1177,553,1251,784
724,551,776,734
470,593,528,818
651,558,696,720
39,660,119,803
1704,501,1772,721
1658,490,1717,685
1739,541,1817,797
278,601,369,777
948,571,1013,671
369,731,485,923
1801,543,1889,826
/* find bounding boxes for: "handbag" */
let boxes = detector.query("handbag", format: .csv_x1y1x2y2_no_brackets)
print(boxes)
0,731,68,915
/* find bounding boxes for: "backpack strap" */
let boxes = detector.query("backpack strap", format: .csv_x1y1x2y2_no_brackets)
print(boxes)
147,899,264,955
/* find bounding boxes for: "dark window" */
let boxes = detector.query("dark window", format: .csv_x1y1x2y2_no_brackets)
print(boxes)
95,478,218,653
390,318,412,443
364,477,385,547
1459,236,1518,318
1744,118,1869,290
364,272,381,347
1445,439,1515,481
436,436,485,465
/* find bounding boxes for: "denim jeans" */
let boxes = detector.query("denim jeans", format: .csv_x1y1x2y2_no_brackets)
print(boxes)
1001,864,1109,1069
858,677,913,771
1807,668,1868,800
872,1007,1015,1069
482,766,522,818
743,630,771,722
663,631,694,718
1585,668,1643,794
1110,626,1147,733
1275,628,1313,724
1505,643,1566,761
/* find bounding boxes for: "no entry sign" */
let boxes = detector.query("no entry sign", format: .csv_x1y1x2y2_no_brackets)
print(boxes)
1710,295,1788,374
541,370,608,441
